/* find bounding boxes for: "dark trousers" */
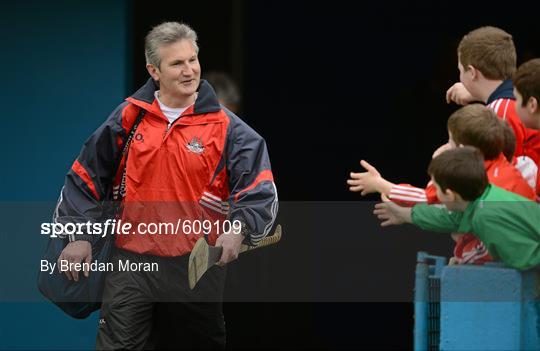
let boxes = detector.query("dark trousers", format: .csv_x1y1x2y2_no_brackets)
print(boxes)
96,248,227,350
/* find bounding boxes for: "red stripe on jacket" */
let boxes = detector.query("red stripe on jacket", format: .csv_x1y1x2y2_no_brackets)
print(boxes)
72,160,100,200
234,170,274,202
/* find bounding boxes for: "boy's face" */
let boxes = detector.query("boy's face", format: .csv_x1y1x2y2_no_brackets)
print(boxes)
513,88,540,130
458,60,480,100
432,178,464,212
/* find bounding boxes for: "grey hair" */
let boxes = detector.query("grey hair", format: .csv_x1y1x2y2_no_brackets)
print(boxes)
144,22,199,68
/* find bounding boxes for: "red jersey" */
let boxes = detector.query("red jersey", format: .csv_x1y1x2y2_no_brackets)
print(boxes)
486,80,540,196
389,153,535,264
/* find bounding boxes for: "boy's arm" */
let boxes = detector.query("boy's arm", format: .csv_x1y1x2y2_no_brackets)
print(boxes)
388,184,429,206
411,204,463,232
373,195,413,226
358,143,452,204
374,198,464,232
446,82,475,105
348,160,395,196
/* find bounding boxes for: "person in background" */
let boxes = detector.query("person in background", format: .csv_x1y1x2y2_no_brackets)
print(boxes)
203,71,241,114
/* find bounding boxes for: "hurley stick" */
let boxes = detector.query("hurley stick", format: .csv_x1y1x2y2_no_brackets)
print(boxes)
188,224,282,289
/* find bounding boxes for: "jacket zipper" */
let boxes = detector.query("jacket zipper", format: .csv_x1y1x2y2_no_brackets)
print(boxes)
162,112,197,141
163,116,181,140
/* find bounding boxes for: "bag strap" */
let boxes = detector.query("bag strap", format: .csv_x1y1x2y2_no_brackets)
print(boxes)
112,108,145,202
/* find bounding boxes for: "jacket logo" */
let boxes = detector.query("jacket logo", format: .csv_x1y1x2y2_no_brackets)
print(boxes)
135,133,144,142
186,137,205,154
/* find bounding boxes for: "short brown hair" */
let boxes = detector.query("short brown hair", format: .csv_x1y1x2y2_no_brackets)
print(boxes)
458,26,516,80
513,58,540,107
501,120,516,162
447,104,504,160
428,147,488,201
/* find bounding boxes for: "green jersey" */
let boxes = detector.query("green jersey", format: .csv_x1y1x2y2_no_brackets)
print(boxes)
411,184,540,270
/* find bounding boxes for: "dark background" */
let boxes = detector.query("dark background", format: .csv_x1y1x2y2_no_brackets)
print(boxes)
132,0,540,201
131,1,540,349
2,0,540,349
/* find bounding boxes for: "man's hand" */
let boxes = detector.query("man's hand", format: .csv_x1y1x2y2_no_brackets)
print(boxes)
57,240,92,282
446,82,474,105
373,195,413,227
347,160,394,196
432,143,453,159
215,231,245,266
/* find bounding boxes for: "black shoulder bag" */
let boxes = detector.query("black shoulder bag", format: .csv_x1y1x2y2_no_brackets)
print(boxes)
37,109,145,319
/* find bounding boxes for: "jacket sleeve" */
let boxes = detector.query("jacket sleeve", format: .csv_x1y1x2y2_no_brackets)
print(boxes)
224,112,278,246
388,179,440,207
389,184,428,206
514,155,538,192
411,204,464,233
52,102,128,245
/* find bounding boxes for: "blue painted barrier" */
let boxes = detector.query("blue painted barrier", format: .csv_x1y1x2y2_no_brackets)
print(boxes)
440,264,539,350
414,252,447,351
415,253,540,351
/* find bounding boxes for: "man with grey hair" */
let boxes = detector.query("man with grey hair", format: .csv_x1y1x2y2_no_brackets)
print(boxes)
54,22,278,349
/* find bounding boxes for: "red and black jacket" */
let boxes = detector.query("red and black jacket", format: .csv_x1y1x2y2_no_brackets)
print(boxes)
54,78,278,256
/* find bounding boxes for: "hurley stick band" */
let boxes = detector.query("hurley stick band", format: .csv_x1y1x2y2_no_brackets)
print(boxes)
239,225,282,253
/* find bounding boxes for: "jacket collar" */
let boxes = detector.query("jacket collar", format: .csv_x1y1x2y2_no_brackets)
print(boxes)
127,78,221,115
484,153,506,171
486,79,514,105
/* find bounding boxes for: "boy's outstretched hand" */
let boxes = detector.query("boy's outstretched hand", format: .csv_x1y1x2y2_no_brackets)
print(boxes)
347,160,394,196
446,82,475,105
373,194,413,227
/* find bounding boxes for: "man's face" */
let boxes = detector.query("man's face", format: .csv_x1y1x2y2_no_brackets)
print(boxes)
513,88,540,130
149,39,201,104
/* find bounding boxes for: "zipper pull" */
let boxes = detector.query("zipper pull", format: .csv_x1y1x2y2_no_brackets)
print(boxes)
163,123,171,139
